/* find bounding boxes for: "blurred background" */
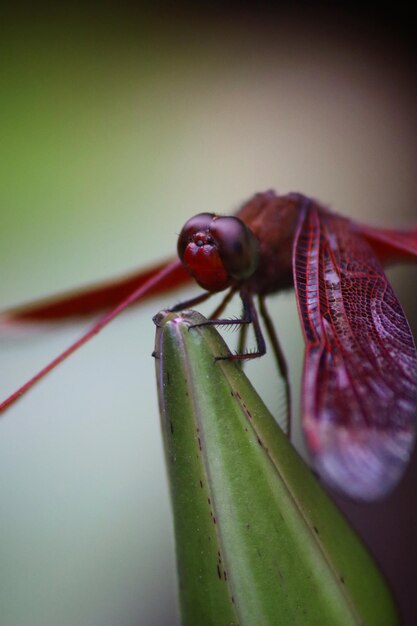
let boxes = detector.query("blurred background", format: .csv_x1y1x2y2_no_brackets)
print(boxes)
0,4,416,625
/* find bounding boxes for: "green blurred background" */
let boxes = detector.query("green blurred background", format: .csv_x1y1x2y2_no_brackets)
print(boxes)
0,5,416,626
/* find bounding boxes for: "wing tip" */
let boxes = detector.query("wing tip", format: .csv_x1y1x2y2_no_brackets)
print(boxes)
309,426,415,501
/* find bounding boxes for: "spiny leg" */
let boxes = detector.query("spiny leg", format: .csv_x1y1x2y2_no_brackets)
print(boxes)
236,321,249,368
192,290,266,362
231,291,266,361
174,286,251,364
258,295,292,438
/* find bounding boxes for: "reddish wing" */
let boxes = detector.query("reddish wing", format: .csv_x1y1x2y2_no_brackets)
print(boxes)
355,222,417,264
0,259,187,412
293,204,417,500
2,259,191,324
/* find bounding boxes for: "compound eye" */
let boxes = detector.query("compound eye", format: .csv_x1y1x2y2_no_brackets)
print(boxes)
177,213,215,261
210,216,259,280
177,212,259,292
177,212,230,291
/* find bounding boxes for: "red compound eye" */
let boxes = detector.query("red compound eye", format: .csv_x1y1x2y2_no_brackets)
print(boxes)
177,213,259,292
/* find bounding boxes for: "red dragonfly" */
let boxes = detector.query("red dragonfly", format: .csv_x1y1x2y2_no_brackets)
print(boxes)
1,191,416,501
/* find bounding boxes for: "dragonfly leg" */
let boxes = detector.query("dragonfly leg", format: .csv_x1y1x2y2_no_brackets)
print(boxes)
193,291,266,361
234,292,267,360
237,321,249,366
258,295,292,438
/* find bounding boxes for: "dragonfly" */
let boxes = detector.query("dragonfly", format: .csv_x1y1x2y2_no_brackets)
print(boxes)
1,190,416,501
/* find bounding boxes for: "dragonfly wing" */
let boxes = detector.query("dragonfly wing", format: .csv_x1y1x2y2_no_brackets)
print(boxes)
354,222,417,264
293,204,417,500
2,259,191,323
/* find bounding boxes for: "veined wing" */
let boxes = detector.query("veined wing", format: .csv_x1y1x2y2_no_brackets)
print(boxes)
293,203,417,500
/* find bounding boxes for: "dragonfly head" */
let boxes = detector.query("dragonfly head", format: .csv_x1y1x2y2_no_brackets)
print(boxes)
177,213,260,292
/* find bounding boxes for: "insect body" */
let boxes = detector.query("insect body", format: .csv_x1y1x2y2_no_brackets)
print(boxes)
176,192,417,500
2,191,417,500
